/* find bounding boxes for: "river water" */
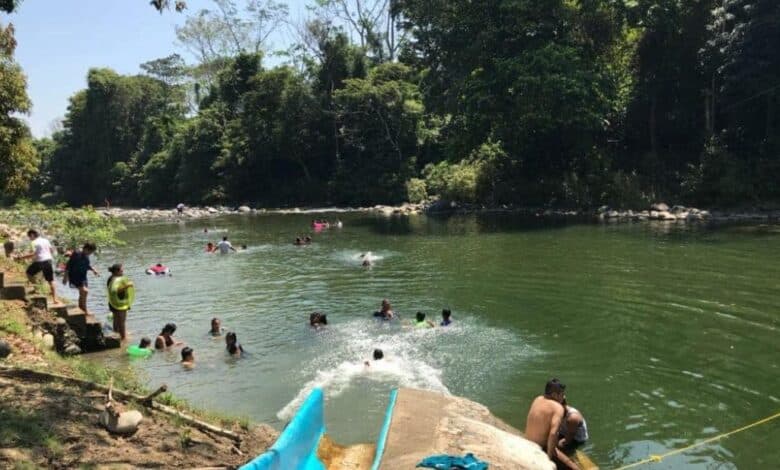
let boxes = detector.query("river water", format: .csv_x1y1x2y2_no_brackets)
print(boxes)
85,213,779,468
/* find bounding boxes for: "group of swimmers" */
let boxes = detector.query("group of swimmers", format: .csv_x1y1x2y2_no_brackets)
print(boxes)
370,299,453,328
205,235,247,254
131,318,245,368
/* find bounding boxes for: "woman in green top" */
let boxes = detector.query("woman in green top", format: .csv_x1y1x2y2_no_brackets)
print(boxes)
106,263,134,340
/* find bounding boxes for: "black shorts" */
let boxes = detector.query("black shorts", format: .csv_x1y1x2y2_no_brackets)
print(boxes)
27,260,54,282
69,278,88,289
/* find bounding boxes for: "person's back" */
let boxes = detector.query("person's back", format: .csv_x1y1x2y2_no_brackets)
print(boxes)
525,395,564,448
217,237,233,254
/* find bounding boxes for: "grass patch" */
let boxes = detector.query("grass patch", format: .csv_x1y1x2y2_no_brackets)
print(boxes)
0,316,26,335
0,407,51,448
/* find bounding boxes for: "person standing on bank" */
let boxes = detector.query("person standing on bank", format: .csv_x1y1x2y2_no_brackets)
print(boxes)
106,264,134,341
16,229,58,304
62,242,99,314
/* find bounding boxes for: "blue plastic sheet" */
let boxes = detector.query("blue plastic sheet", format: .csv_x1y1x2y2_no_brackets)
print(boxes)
240,388,326,470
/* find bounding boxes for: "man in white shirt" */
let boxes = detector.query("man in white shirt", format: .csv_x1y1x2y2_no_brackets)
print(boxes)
16,229,58,304
216,236,236,254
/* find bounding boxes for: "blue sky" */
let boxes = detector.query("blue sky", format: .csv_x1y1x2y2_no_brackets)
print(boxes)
3,0,309,137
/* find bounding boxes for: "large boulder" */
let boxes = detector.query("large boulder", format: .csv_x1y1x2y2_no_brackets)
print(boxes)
238,205,252,213
651,202,670,212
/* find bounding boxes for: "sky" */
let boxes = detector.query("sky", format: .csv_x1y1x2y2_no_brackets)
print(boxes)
3,0,310,137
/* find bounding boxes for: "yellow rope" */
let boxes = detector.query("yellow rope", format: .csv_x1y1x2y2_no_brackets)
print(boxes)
613,410,780,470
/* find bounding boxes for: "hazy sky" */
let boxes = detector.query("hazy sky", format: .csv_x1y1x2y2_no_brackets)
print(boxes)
4,0,309,137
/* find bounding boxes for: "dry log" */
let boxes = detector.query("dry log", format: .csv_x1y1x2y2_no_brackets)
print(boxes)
0,365,242,442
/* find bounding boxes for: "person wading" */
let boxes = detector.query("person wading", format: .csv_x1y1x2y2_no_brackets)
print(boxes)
106,264,134,341
62,242,99,314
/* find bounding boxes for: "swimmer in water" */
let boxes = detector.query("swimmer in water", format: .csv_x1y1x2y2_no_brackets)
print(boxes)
373,299,394,320
310,312,328,328
304,236,312,244
364,348,384,366
411,311,435,329
138,337,152,350
155,323,182,349
360,251,375,267
440,308,453,326
206,242,215,252
226,332,244,357
181,347,195,368
209,317,224,336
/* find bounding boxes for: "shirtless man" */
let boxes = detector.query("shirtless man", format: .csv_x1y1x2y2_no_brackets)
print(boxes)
524,379,580,469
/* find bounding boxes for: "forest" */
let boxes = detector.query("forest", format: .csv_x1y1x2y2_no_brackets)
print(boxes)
1,0,779,208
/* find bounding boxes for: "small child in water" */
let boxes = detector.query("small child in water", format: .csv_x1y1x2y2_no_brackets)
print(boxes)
309,312,328,328
364,348,384,366
138,337,152,349
226,332,244,357
181,347,195,368
440,309,453,326
412,311,435,329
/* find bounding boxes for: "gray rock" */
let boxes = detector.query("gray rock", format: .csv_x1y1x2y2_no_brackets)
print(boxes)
649,210,660,219
42,334,55,350
64,344,82,355
0,340,11,358
606,210,620,218
207,207,218,214
651,202,670,212
597,205,610,214
671,205,687,214
658,211,677,221
238,205,251,213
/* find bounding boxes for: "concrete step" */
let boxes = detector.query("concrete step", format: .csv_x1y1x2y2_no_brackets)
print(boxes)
50,304,71,318
29,295,48,310
103,333,122,349
0,271,4,289
85,315,102,337
65,308,87,334
1,283,26,301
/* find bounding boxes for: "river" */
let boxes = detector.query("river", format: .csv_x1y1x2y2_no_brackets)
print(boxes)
84,212,779,469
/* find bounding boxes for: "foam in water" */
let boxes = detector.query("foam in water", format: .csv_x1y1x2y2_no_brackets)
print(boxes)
277,317,536,420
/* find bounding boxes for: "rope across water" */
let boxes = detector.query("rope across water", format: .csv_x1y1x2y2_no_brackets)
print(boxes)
614,410,780,469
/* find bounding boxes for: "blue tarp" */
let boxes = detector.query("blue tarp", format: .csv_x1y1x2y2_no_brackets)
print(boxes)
240,388,326,470
416,453,489,470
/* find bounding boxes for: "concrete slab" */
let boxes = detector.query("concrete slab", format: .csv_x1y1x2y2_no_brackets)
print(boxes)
380,388,559,470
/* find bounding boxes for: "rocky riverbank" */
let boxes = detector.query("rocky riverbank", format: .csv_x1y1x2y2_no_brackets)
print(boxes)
96,200,780,225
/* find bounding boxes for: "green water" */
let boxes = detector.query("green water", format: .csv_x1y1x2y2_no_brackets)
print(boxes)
88,213,780,468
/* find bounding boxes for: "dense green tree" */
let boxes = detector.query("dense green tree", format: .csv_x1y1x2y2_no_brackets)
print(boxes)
332,62,425,204
49,68,185,204
0,21,38,199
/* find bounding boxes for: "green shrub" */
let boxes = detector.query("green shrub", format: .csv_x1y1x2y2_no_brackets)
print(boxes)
405,178,428,203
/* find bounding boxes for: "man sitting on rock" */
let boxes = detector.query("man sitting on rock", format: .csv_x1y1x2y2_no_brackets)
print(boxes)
524,378,580,469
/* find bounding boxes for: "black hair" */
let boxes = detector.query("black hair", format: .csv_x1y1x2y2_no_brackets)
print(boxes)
181,347,193,360
310,312,328,326
373,349,384,360
223,236,228,241
27,229,38,237
545,378,566,395
442,309,451,318
415,311,425,322
162,323,177,335
226,331,237,345
139,337,151,348
82,242,97,252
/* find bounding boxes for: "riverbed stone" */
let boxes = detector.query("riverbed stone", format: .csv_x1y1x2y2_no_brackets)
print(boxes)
42,333,55,349
651,202,670,212
671,205,687,214
649,210,660,219
0,340,10,358
238,205,251,213
658,211,677,221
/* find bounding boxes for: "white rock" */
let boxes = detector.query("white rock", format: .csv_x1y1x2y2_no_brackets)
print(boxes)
42,334,55,350
651,202,670,212
238,205,251,213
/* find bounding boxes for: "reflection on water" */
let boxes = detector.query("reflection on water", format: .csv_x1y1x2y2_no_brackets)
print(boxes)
80,213,780,468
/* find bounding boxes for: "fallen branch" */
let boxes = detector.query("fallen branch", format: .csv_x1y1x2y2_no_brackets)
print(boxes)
0,365,242,442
